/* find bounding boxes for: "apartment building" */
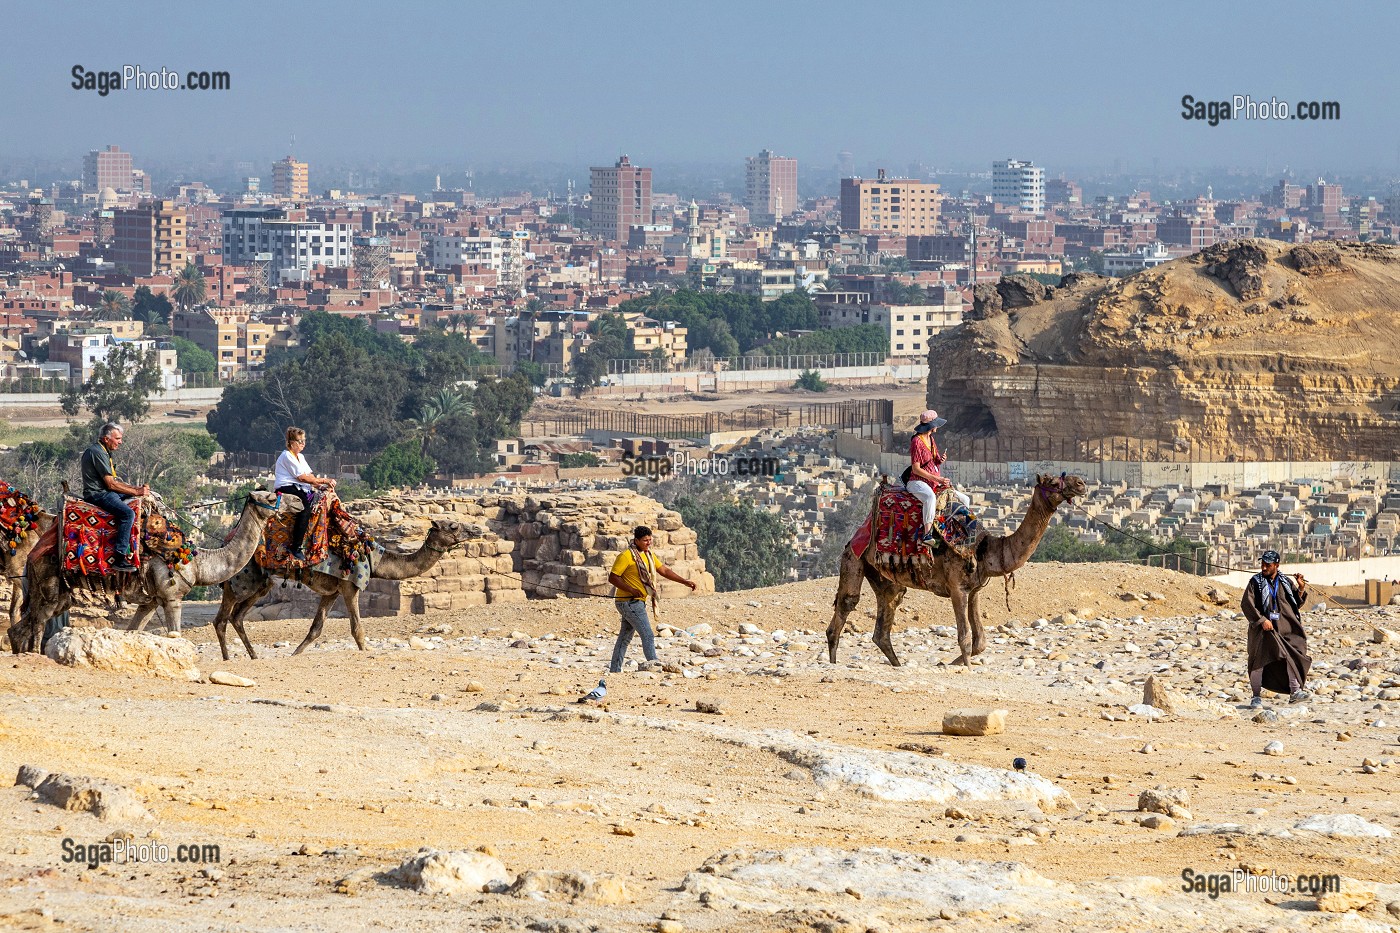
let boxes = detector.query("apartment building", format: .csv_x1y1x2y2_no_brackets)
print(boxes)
171,306,297,378
272,156,309,200
745,149,798,227
992,159,1046,214
47,330,180,388
83,145,135,194
221,207,352,284
590,156,652,242
621,313,688,362
112,199,188,276
429,235,506,270
815,287,963,357
839,170,940,234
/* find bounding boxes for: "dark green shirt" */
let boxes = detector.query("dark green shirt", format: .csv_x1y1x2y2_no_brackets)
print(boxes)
80,443,117,499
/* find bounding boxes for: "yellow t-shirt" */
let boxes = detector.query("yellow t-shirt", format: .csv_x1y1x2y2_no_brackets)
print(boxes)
610,548,665,601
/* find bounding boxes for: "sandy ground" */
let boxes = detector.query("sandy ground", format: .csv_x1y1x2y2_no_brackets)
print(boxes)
3,561,1400,931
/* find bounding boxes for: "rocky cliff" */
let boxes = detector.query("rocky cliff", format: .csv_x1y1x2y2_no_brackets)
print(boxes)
927,240,1400,460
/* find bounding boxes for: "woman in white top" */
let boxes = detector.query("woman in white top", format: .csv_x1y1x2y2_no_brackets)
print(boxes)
274,426,336,560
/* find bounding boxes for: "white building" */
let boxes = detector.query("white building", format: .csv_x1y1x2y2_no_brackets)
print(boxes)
46,331,181,390
815,286,964,358
428,235,507,271
1102,241,1174,277
221,208,352,284
992,159,1046,214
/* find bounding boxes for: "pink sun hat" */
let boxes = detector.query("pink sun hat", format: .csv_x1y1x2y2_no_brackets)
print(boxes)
915,409,948,432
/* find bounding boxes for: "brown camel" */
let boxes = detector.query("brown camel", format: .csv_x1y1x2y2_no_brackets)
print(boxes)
827,472,1087,667
212,518,473,660
3,508,55,629
7,490,291,653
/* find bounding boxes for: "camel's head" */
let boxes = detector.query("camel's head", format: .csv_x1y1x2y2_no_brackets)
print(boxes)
1034,472,1087,507
428,519,476,547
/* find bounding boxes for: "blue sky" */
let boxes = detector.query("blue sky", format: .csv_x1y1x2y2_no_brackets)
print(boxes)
3,0,1397,174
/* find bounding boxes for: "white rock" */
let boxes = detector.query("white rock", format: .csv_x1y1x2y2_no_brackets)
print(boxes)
209,671,256,688
17,766,152,823
1293,814,1393,838
44,629,200,681
391,848,511,895
1263,740,1284,757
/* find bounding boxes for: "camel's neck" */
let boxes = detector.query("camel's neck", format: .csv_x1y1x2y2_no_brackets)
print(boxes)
192,499,273,585
982,488,1059,578
374,534,450,580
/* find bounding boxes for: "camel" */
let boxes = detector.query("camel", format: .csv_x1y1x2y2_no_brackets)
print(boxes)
211,518,474,660
827,472,1087,668
7,490,292,653
126,490,301,637
3,508,54,629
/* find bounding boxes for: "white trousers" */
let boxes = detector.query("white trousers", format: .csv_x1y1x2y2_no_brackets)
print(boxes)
907,479,938,526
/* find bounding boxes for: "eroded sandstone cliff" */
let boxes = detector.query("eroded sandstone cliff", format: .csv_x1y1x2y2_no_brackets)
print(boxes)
927,240,1400,460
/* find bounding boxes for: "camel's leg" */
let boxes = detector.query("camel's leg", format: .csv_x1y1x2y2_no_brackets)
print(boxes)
826,546,866,663
8,581,20,630
870,577,907,668
968,587,987,656
162,598,182,635
128,600,159,633
292,593,340,655
342,581,367,651
224,577,274,660
949,588,974,666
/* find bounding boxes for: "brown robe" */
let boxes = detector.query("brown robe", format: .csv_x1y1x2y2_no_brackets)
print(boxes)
1240,571,1312,694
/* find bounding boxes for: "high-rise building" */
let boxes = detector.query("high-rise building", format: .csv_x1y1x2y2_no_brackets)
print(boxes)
83,145,135,194
839,169,941,234
992,159,1046,214
745,149,798,226
589,155,652,242
221,207,351,284
112,199,188,276
272,156,309,200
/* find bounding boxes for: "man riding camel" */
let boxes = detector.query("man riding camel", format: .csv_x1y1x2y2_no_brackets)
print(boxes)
80,422,149,573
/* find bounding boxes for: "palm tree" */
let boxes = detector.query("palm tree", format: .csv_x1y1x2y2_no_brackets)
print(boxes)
170,262,207,313
92,289,132,321
406,390,474,456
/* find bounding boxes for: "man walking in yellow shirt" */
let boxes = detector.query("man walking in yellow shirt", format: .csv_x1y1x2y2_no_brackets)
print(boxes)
582,525,698,701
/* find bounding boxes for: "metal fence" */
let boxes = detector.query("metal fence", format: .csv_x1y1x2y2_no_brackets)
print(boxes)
522,398,893,440
940,433,1400,464
607,352,888,375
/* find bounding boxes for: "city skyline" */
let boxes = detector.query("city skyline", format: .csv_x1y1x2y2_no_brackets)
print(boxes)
3,0,1398,175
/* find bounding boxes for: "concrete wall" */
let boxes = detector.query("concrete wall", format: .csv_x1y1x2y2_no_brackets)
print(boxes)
1211,555,1400,589
604,362,927,391
0,387,226,408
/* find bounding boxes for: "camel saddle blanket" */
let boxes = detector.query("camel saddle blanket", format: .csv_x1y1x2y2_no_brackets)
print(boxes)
228,545,381,602
255,493,378,577
0,481,44,555
58,497,143,577
849,487,983,562
142,508,197,568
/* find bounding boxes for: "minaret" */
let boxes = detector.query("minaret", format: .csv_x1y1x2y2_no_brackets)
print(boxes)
687,200,702,257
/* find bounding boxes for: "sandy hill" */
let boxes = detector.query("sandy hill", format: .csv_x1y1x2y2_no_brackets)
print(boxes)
928,239,1400,461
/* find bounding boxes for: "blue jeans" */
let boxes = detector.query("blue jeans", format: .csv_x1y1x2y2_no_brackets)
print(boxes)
609,599,657,673
85,491,136,556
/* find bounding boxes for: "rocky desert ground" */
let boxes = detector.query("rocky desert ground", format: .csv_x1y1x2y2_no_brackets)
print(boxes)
3,561,1400,932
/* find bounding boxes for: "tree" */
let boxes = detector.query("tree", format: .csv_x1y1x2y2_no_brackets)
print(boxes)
361,441,434,489
93,289,132,321
60,343,164,424
406,389,474,456
515,359,549,388
671,496,794,592
132,286,174,326
170,262,207,312
170,336,216,375
795,370,829,391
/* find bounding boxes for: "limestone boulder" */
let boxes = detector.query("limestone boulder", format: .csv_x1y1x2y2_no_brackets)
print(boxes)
390,848,511,895
44,629,200,681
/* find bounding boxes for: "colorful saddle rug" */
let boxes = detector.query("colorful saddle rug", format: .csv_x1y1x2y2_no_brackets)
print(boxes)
254,492,378,577
849,485,983,562
60,497,143,577
142,508,196,568
0,481,45,556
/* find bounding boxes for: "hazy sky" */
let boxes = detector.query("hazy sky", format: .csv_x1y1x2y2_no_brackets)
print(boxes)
4,0,1398,176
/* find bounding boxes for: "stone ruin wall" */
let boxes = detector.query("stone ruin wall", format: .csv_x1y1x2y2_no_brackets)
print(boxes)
250,490,715,620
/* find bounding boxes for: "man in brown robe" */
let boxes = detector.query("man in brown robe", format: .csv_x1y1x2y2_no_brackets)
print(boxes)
1240,549,1312,707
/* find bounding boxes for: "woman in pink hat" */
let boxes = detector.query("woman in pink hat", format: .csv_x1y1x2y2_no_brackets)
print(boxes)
906,410,950,542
